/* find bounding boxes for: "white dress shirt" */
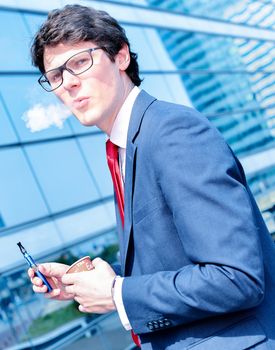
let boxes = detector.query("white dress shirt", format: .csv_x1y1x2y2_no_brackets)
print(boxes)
109,86,140,330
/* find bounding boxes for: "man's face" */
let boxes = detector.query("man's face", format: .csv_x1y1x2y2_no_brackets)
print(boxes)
43,41,132,134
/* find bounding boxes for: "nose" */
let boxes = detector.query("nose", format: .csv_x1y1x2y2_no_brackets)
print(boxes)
62,70,81,90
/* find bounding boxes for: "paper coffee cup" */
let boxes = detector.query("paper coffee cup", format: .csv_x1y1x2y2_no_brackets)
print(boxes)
65,256,94,274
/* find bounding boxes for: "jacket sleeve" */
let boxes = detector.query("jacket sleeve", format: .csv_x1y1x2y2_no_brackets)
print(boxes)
111,263,122,276
122,106,265,334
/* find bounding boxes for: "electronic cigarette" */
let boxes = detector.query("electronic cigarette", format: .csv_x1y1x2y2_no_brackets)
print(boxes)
17,242,53,292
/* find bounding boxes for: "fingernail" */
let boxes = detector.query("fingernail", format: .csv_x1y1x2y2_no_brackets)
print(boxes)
79,305,85,312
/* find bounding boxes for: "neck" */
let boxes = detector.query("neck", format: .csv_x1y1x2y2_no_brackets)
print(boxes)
104,80,135,136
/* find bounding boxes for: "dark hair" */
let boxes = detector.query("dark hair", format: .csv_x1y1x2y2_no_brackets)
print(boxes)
31,4,142,86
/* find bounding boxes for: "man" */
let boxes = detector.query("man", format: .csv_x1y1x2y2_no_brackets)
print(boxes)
28,4,275,350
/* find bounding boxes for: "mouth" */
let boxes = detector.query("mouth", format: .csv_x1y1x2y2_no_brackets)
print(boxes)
72,97,90,110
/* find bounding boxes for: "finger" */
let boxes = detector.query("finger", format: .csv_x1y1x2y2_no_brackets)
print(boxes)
45,288,61,298
74,296,81,304
79,305,89,313
78,304,104,314
63,285,76,296
61,273,78,285
28,268,35,278
46,277,57,289
38,263,67,278
33,284,48,293
92,257,103,267
31,276,44,286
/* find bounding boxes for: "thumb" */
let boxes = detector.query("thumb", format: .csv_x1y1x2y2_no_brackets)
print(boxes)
38,263,66,278
92,257,104,268
61,272,77,285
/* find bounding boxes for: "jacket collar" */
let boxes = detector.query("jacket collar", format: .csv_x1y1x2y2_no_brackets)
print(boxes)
126,90,156,145
121,90,156,275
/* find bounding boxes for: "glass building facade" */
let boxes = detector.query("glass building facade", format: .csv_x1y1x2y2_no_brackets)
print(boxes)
0,1,274,349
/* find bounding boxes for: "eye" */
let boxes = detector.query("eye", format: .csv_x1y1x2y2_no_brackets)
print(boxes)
47,70,62,84
67,52,91,72
70,57,90,71
77,57,89,67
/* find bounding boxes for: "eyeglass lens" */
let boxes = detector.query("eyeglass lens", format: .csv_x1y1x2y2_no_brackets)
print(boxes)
41,50,94,91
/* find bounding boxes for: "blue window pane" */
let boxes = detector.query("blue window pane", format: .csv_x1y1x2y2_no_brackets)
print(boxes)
125,26,179,71
141,74,178,102
69,230,117,260
146,0,274,30
0,11,34,71
0,214,4,228
55,204,115,245
79,134,114,197
0,76,74,142
125,26,161,71
22,13,46,37
0,221,62,271
0,148,49,226
26,139,100,213
0,93,19,145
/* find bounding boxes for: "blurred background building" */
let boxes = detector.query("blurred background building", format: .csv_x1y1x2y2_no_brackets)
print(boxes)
0,0,274,349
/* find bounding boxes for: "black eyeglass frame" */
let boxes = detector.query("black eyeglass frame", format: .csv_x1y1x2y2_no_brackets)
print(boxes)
38,47,103,92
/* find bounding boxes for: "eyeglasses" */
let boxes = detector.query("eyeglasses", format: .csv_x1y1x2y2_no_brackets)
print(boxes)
38,47,103,92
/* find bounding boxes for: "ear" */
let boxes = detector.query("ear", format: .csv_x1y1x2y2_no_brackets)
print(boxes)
116,43,131,71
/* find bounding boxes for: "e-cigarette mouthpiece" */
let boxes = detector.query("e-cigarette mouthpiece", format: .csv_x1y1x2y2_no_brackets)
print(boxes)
17,242,53,292
17,242,27,255
17,242,36,267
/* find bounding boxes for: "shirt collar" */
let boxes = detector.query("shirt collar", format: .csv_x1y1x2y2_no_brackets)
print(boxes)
110,86,140,149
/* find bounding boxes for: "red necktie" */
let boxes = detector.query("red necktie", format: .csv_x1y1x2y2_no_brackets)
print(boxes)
106,139,141,347
106,139,125,226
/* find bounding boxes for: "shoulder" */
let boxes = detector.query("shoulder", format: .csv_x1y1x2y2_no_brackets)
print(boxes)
143,98,212,132
141,98,237,168
141,99,246,185
140,98,221,146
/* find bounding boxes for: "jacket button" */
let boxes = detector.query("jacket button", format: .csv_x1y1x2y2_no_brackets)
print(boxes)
159,320,165,328
153,321,159,329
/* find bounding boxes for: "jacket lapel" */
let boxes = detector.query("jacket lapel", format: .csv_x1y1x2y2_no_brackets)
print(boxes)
122,90,156,275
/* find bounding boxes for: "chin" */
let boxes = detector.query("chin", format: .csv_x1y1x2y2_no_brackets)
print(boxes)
79,119,94,126
75,113,96,126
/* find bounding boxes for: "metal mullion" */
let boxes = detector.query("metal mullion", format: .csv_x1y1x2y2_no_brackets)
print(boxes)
0,130,103,150
0,195,113,238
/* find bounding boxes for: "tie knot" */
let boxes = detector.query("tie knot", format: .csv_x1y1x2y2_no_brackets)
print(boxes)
106,139,119,163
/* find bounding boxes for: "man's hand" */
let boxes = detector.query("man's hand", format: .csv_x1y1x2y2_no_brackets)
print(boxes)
61,257,116,314
28,263,74,300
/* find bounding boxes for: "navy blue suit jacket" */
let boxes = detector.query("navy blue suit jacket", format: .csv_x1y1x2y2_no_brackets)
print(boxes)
114,90,275,349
